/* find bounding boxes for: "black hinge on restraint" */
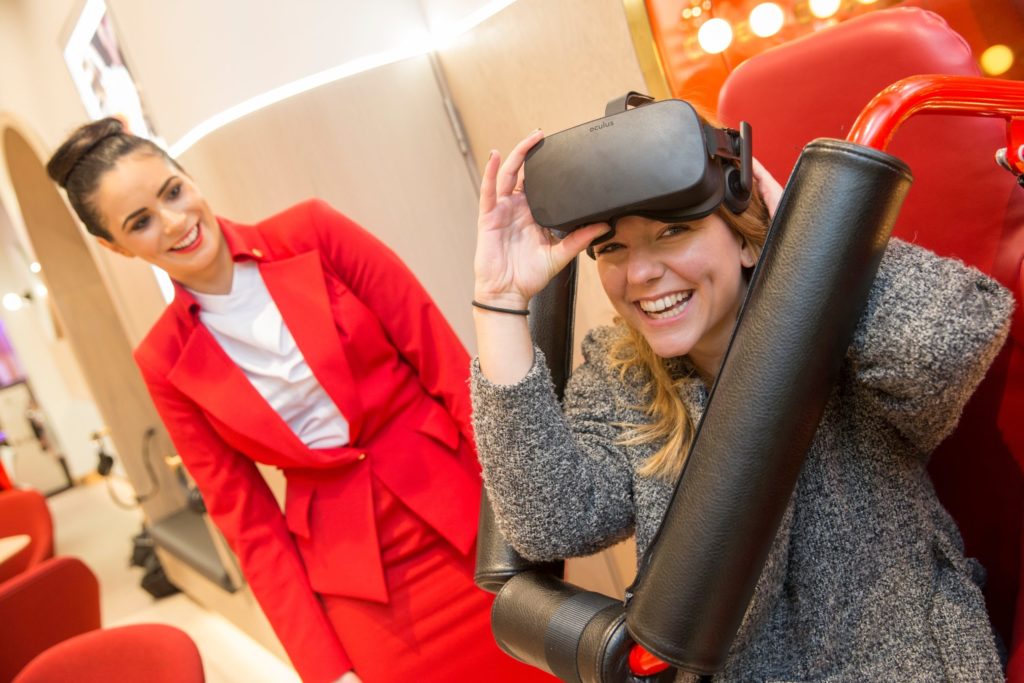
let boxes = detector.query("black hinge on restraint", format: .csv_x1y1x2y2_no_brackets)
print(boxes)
605,91,655,116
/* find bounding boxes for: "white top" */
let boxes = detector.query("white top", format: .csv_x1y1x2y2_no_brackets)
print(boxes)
189,261,349,449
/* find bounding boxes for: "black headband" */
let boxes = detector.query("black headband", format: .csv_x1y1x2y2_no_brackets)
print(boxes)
61,130,123,187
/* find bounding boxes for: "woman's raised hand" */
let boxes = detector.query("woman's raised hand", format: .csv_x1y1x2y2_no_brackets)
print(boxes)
751,156,783,219
474,129,609,309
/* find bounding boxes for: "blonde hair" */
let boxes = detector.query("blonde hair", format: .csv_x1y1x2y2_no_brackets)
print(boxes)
608,187,770,482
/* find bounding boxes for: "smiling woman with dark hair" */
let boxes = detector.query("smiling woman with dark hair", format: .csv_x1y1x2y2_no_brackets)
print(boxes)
46,117,554,683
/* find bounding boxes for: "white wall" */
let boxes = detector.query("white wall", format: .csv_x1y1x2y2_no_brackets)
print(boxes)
0,0,507,153
417,0,511,33
0,0,94,149
104,0,432,143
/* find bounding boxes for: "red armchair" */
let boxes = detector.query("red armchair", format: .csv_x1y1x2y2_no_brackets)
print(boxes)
0,489,54,584
0,556,101,682
718,7,1024,678
12,623,205,683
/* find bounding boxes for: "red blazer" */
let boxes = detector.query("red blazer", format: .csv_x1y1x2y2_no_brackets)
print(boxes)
134,200,480,683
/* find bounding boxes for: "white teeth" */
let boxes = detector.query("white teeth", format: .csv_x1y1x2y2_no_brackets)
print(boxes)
638,291,691,315
170,225,199,251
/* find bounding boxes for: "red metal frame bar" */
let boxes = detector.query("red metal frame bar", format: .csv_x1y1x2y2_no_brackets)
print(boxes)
848,75,1024,175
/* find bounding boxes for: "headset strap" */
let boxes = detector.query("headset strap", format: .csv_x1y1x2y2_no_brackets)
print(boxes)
706,123,753,198
605,91,655,116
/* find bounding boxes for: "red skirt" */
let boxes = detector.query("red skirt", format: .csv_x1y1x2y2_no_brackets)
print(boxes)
321,480,554,683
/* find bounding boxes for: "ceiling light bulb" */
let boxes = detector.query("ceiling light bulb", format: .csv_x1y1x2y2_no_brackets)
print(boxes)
3,293,24,312
750,3,785,37
697,18,733,54
980,44,1014,76
29,262,41,273
809,0,841,19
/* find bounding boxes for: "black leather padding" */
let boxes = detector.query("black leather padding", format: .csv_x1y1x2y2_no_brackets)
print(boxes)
474,489,565,593
530,257,578,401
492,571,640,682
491,570,679,682
473,260,577,593
625,139,912,673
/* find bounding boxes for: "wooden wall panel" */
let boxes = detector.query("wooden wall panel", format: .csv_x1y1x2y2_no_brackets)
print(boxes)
433,0,648,362
433,0,650,595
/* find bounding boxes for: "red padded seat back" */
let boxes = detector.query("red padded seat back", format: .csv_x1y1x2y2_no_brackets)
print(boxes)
717,7,1024,677
13,624,205,683
0,556,100,682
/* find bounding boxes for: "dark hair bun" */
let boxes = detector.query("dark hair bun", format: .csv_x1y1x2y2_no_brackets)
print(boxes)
46,117,126,188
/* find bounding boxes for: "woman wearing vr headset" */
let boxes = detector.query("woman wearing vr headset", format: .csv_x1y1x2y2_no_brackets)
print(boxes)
46,118,554,683
471,123,1011,679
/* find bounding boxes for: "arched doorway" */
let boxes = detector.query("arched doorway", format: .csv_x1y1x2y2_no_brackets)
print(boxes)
1,123,184,520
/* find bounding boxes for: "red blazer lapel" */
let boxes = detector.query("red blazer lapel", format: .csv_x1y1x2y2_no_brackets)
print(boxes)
258,251,365,441
167,323,307,459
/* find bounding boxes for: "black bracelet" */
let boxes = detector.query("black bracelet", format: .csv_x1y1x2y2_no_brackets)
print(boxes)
471,300,530,316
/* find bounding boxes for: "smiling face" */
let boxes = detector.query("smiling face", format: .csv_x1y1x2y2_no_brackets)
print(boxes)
91,150,231,293
594,213,757,379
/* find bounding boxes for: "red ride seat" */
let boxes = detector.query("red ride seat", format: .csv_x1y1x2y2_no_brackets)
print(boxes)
718,7,1024,678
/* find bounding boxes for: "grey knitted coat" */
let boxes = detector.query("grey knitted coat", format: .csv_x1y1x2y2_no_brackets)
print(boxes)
471,239,1014,682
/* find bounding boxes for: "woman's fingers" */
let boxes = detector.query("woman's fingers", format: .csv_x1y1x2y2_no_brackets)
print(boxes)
478,150,501,215
512,165,526,194
552,223,611,266
751,156,784,218
495,129,544,197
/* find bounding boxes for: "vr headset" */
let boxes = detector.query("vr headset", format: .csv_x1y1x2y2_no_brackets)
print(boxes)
523,93,752,254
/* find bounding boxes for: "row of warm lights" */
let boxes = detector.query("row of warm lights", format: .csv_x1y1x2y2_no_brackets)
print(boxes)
682,1,712,19
693,1,1017,74
695,0,880,54
2,286,46,312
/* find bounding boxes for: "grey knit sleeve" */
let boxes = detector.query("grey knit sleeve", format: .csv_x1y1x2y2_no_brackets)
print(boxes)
847,238,1015,454
470,330,635,561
